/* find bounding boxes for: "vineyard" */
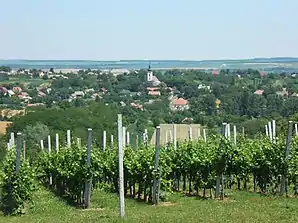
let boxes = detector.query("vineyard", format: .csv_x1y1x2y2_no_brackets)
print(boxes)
1,119,298,220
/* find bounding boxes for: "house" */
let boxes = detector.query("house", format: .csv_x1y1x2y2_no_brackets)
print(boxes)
130,102,143,110
170,97,189,111
212,70,219,76
276,88,288,97
13,86,22,93
7,90,15,97
0,87,8,93
148,91,161,96
254,89,264,95
37,91,46,97
27,103,45,107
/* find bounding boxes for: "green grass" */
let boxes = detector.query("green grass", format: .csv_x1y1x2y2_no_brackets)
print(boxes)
1,188,298,223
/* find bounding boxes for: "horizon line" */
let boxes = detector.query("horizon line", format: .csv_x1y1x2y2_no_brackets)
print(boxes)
0,57,298,62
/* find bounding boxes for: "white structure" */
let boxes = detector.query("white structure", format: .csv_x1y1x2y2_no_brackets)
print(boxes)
147,65,153,82
146,64,161,86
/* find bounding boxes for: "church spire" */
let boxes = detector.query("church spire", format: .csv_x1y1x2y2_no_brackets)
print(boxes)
148,63,152,71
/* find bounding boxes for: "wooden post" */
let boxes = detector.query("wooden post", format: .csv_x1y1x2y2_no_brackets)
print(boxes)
40,139,44,150
67,130,71,148
122,127,126,148
84,128,92,208
127,131,130,146
233,125,237,145
280,121,293,196
103,130,107,150
55,133,59,152
242,127,245,137
153,126,161,205
15,133,22,173
203,129,207,142
117,114,125,217
295,124,298,136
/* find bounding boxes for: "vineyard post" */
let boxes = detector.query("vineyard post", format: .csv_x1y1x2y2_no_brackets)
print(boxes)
242,127,245,137
268,121,273,142
15,132,22,173
23,140,26,159
77,138,81,147
144,129,148,146
272,120,276,143
280,121,293,196
117,114,125,217
48,135,53,185
84,128,93,209
233,125,237,145
189,125,193,141
55,133,59,152
103,130,107,150
173,124,177,149
227,123,231,140
7,142,10,150
265,125,269,137
153,126,161,205
295,124,298,136
111,134,114,147
203,129,207,142
40,139,44,150
127,131,130,146
67,130,71,148
136,134,139,149
11,132,15,148
122,127,126,148
216,123,226,198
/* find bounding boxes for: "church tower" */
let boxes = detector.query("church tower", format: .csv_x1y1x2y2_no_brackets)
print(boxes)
147,64,153,82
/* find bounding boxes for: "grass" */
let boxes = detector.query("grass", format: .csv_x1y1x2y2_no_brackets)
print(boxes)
1,188,298,223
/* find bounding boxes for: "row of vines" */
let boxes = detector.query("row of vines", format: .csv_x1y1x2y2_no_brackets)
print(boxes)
34,134,298,206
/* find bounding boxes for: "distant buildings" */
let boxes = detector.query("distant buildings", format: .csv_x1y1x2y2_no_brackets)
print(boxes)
170,97,189,111
147,65,161,87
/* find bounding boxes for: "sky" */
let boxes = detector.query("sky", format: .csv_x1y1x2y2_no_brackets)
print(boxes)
0,0,297,60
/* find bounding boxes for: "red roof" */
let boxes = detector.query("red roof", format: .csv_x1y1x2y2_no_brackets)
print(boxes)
146,87,159,91
148,91,161,96
212,70,219,76
254,89,264,95
173,98,188,105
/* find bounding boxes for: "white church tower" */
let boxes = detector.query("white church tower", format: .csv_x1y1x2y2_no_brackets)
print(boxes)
147,64,153,82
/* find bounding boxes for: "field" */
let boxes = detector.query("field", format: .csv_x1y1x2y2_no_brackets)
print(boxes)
1,188,298,223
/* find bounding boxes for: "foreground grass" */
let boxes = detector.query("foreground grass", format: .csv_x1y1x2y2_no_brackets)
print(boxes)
1,189,298,223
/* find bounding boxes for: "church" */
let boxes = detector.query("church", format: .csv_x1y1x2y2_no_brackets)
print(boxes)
146,65,161,87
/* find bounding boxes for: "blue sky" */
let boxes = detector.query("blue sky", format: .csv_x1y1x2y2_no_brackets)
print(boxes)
0,0,297,60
